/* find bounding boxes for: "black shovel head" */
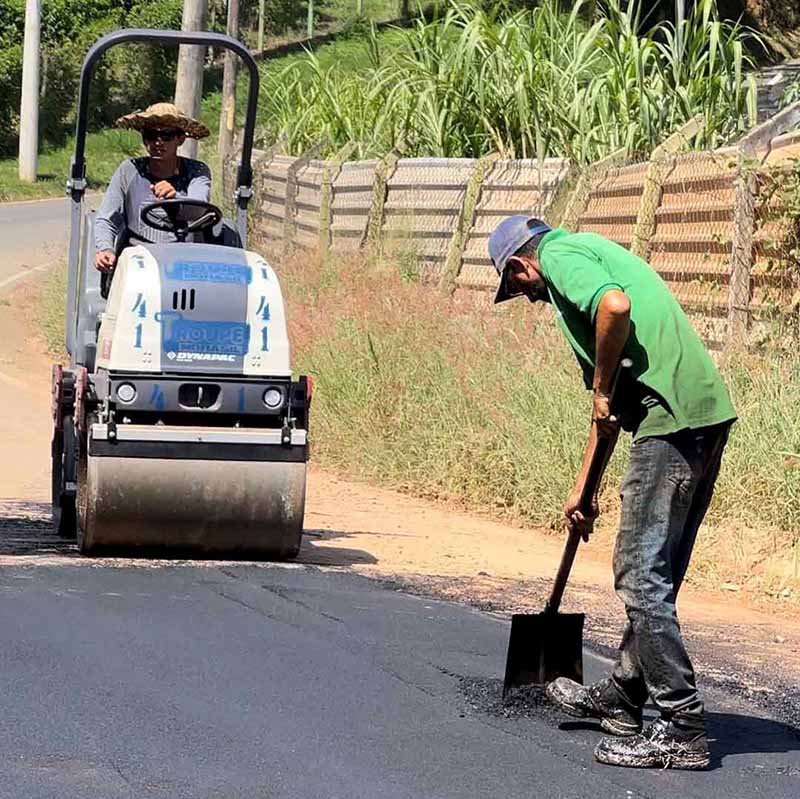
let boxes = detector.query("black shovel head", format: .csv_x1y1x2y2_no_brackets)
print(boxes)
503,610,585,696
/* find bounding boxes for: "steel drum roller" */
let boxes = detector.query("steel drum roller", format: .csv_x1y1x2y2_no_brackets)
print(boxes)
79,454,306,557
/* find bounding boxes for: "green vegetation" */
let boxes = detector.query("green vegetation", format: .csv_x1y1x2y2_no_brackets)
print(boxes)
0,0,187,157
40,261,67,358
782,76,800,108
0,0,419,201
257,0,761,161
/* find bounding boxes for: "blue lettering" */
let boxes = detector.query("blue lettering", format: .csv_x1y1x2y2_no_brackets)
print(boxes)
166,261,252,285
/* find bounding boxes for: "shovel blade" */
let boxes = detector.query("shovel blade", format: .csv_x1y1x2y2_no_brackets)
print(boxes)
503,611,585,696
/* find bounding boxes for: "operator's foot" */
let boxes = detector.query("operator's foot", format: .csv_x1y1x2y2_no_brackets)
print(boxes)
594,717,710,770
546,677,642,737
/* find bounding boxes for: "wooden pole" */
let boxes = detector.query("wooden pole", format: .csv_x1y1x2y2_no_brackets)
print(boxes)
18,0,40,183
258,0,266,51
174,0,208,160
218,0,240,162
307,1,314,39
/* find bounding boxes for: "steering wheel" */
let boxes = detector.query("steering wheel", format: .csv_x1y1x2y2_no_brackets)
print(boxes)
140,199,223,242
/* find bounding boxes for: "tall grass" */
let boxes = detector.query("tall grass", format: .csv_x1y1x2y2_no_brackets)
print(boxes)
258,0,759,161
278,248,800,589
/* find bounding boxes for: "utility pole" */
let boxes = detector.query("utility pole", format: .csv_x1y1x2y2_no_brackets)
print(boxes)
174,0,208,159
18,0,40,183
218,0,239,162
257,0,265,51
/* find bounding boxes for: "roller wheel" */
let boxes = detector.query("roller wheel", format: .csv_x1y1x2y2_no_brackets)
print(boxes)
52,415,78,538
76,447,91,554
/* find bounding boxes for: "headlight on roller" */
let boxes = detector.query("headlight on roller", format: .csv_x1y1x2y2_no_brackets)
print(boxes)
116,382,137,404
262,387,284,409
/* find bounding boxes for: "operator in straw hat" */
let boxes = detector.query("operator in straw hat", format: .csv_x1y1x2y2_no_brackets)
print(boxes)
94,102,212,272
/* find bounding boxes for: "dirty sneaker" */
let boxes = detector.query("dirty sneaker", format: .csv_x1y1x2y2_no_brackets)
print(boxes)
594,717,711,770
546,677,643,736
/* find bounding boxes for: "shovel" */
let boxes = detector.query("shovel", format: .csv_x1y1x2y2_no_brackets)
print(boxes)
502,358,632,696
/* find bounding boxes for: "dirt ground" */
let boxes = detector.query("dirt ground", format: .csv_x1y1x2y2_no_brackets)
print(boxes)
2,277,800,725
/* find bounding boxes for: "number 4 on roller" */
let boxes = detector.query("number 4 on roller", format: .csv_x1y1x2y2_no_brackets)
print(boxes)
255,296,270,321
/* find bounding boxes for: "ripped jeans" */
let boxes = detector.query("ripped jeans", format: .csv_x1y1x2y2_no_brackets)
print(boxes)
611,422,731,729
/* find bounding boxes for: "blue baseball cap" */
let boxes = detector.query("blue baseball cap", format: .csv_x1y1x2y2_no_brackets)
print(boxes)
488,215,551,303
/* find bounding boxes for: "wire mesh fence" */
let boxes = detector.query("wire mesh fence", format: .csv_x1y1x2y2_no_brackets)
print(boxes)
233,117,800,353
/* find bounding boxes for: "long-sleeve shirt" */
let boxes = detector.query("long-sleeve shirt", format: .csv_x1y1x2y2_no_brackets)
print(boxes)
94,156,212,251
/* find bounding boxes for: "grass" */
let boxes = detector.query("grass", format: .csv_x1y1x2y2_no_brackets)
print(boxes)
40,262,68,359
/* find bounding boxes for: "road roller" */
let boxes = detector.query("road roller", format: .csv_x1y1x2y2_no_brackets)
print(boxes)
51,29,310,557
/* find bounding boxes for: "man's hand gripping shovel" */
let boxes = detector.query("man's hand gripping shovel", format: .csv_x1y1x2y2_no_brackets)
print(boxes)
502,359,632,696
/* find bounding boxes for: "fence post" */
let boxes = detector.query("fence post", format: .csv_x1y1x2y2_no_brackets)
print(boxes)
559,148,627,231
283,139,327,255
439,152,500,296
631,114,704,261
364,144,405,249
319,141,357,253
726,101,800,352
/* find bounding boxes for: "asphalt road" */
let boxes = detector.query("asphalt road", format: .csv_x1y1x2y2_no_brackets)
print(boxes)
0,197,71,287
1,199,798,798
0,194,99,290
1,543,799,799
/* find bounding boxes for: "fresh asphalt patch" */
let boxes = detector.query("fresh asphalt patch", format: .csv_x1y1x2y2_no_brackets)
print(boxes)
0,554,798,798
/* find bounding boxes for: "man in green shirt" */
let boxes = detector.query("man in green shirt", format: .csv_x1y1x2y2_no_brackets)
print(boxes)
488,216,736,770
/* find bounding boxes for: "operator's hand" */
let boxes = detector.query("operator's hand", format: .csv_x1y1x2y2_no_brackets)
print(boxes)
592,390,620,439
564,486,598,542
151,180,177,200
95,249,116,272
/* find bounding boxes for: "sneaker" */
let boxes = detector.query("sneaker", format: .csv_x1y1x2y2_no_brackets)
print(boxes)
546,677,643,737
594,717,710,770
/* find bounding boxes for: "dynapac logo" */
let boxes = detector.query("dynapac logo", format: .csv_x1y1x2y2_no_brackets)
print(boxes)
166,351,236,363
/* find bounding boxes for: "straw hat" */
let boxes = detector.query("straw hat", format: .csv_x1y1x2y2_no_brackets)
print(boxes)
116,102,210,140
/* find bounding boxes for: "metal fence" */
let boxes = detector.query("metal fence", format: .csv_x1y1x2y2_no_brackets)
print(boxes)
232,103,800,352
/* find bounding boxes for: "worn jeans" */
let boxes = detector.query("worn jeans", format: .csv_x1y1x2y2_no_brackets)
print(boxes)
610,422,731,728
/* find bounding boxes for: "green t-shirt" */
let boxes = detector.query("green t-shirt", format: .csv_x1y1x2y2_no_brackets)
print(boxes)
537,229,737,440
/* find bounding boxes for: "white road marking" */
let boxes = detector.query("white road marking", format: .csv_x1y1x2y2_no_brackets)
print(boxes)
0,196,67,208
0,193,99,208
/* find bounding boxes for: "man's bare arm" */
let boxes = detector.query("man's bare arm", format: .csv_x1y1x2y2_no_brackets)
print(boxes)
593,290,631,394
564,290,630,536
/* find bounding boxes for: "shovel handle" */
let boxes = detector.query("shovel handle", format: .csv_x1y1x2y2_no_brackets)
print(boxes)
546,358,632,614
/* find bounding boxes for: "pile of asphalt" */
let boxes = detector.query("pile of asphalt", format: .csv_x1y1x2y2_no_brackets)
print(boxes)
458,677,562,722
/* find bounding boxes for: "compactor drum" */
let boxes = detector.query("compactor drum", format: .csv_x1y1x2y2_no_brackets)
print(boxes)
51,30,309,557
